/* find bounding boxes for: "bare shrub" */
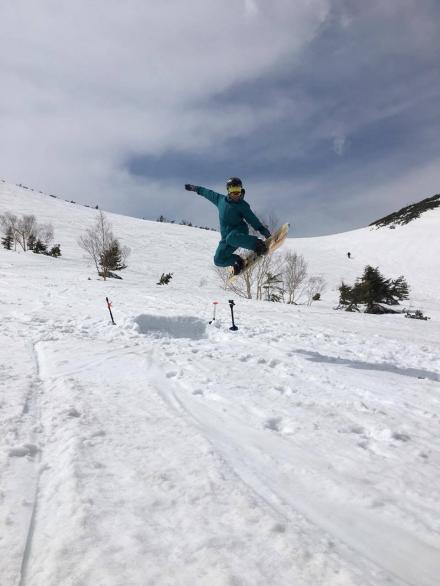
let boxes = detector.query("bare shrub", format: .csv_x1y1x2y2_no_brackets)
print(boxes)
214,266,252,299
37,223,54,247
16,215,38,251
119,244,131,269
264,212,280,234
216,252,284,300
283,251,308,304
304,276,326,306
214,243,324,307
78,211,129,280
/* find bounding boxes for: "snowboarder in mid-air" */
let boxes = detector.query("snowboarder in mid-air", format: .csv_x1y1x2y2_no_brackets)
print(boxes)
185,177,271,275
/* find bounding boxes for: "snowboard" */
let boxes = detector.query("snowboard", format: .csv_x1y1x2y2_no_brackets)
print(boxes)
228,223,290,282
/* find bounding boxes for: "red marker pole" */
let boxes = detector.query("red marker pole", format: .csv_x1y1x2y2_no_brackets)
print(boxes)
106,297,116,325
209,301,219,324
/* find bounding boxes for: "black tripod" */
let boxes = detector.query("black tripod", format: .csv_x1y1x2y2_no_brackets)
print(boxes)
228,300,238,331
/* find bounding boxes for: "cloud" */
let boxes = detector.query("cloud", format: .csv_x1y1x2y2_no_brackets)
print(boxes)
244,0,259,17
1,1,439,236
332,135,348,156
0,1,329,195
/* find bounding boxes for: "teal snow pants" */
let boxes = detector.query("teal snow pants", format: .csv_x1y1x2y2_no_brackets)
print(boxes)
213,228,259,267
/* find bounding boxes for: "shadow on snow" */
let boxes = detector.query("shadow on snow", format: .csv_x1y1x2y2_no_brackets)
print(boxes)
295,350,439,382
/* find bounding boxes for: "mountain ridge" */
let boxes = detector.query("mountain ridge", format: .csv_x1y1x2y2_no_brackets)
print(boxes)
370,193,440,228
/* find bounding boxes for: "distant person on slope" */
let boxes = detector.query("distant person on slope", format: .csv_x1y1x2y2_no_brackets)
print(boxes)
185,177,271,275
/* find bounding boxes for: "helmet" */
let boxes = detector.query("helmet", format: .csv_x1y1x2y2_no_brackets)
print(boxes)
226,177,242,191
226,177,245,199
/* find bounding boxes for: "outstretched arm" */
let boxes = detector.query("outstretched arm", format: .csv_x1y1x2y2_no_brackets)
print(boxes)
241,201,271,238
185,184,222,207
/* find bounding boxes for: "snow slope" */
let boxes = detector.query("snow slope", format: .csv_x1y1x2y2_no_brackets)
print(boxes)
1,181,439,586
289,213,440,303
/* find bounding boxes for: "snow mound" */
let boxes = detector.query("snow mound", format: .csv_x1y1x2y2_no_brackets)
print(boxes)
134,314,207,339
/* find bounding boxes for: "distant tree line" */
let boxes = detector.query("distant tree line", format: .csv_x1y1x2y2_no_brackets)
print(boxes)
1,178,100,208
156,215,217,231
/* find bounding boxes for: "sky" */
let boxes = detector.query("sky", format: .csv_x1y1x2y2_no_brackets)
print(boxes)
1,0,440,236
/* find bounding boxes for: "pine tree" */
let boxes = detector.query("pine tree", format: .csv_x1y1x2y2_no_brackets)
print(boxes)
27,233,36,251
262,272,284,302
79,211,130,280
339,266,410,314
1,226,14,250
157,272,173,285
49,244,61,257
388,275,410,303
33,239,47,254
338,281,353,305
354,266,389,311
100,240,126,271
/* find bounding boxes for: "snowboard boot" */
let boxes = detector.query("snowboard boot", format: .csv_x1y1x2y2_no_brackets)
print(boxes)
254,239,268,257
232,256,245,276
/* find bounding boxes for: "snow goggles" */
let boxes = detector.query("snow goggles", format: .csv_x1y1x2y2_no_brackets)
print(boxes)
227,185,242,194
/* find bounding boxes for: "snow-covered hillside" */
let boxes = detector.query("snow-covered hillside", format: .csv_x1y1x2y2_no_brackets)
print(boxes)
1,181,440,586
291,212,440,303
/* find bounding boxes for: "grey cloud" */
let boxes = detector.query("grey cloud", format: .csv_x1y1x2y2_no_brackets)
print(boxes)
1,1,439,236
0,1,329,188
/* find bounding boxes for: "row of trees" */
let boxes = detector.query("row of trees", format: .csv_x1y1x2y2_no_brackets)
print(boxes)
0,212,61,256
217,250,326,305
156,215,216,231
0,210,128,279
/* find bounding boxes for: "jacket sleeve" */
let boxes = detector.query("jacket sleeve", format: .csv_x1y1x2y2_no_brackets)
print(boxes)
195,186,222,207
241,201,270,237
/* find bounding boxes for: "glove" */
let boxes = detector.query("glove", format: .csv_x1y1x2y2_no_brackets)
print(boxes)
260,226,271,239
185,184,197,192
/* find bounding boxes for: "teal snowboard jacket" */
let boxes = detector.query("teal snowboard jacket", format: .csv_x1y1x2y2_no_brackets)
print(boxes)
195,186,270,240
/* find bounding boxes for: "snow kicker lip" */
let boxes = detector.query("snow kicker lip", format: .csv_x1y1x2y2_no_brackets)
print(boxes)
134,314,207,340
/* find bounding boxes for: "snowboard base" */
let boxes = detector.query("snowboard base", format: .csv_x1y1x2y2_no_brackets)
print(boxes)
227,223,290,283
